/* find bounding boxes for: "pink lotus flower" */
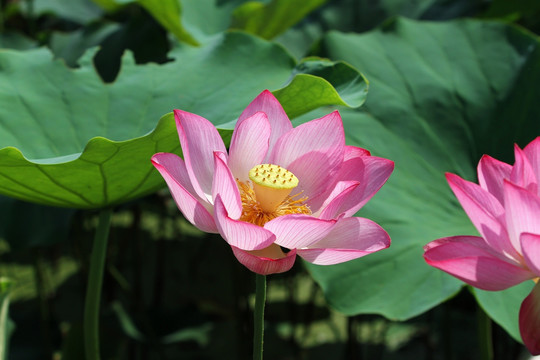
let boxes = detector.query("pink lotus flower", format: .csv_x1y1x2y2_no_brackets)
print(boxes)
423,137,540,354
152,90,393,275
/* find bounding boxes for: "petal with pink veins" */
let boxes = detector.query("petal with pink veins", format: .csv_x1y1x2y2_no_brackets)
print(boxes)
151,153,218,233
231,244,297,275
228,112,271,181
307,148,393,215
423,236,534,291
265,215,337,249
344,145,370,159
504,181,540,251
175,109,227,202
477,155,512,204
342,156,394,216
315,181,360,220
511,145,538,194
269,111,345,199
298,217,390,265
523,137,540,192
519,281,540,355
307,152,365,213
521,233,540,276
212,151,242,219
214,195,275,251
447,173,519,259
237,90,292,155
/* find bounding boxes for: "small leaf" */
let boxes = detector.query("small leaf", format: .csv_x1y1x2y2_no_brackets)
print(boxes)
275,58,368,118
161,323,213,346
111,301,145,341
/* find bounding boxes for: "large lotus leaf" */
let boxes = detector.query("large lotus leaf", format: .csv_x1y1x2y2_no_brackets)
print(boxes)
124,0,199,45
105,0,326,46
305,17,540,328
0,31,367,209
49,22,121,67
317,0,483,33
230,0,326,39
0,32,36,51
21,0,103,24
104,0,237,45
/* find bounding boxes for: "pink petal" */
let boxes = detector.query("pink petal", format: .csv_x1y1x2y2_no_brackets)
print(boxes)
511,145,538,194
341,155,394,216
519,281,540,355
298,217,390,265
151,153,218,233
230,244,296,275
265,215,337,249
446,173,519,260
344,145,370,159
269,111,345,199
213,195,276,251
309,152,393,216
228,112,271,181
212,151,242,219
504,181,540,252
315,181,360,220
477,155,512,204
523,137,540,194
521,233,540,276
175,109,227,202
237,90,292,155
423,236,533,291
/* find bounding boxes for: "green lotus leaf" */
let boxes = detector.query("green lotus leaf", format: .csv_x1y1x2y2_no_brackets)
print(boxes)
23,0,103,24
473,282,535,341
133,0,199,46
230,0,326,39
102,0,237,45
305,16,540,335
0,31,367,209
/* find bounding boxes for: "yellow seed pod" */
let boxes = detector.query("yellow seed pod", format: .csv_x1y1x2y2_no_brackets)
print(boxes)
248,164,299,212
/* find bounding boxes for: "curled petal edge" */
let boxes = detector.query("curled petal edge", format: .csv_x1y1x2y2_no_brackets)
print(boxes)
151,153,218,233
214,195,276,251
231,245,296,275
424,236,534,291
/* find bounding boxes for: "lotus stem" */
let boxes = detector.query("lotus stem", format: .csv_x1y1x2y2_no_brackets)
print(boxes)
84,208,113,360
477,305,493,360
253,274,266,360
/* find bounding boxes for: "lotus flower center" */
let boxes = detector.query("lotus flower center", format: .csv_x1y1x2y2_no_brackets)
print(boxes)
237,164,310,226
249,164,299,212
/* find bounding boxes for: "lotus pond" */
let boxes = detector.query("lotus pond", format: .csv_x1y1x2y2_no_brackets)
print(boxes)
0,0,540,359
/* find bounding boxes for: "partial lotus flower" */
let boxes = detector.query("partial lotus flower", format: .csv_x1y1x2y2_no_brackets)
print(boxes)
152,90,393,275
423,136,540,354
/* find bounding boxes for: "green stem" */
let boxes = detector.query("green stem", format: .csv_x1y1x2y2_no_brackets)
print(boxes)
477,305,493,360
84,208,113,360
0,278,14,360
253,274,266,360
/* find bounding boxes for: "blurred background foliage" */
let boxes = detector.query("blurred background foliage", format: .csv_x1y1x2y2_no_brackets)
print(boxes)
0,0,540,359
